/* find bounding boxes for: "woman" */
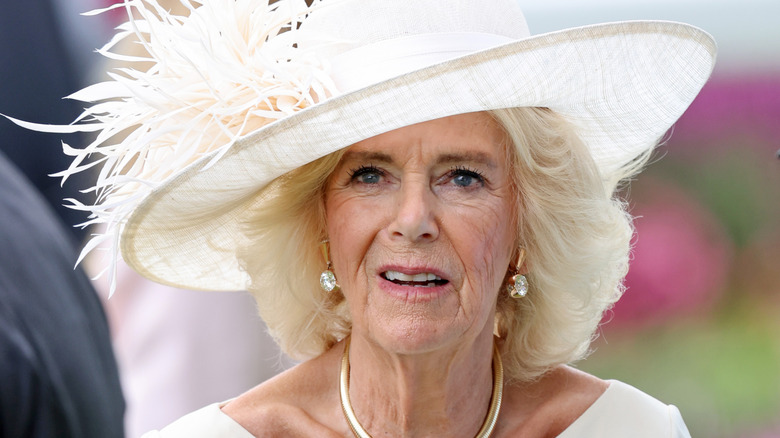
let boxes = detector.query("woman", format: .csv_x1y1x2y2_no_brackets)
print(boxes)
10,0,715,435
223,109,635,436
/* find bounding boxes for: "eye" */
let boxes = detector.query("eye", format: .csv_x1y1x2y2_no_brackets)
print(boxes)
349,165,384,184
449,166,485,188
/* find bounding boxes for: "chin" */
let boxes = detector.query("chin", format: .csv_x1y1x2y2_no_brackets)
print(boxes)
349,276,492,355
358,313,475,356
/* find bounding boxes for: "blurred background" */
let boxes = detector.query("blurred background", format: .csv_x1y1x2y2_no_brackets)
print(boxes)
1,2,286,437
2,0,777,437
522,1,780,437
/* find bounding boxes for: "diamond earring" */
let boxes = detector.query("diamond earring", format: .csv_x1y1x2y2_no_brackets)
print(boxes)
319,240,340,292
506,248,528,299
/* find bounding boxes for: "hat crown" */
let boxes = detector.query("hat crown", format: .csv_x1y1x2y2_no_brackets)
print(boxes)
304,0,530,44
303,0,530,93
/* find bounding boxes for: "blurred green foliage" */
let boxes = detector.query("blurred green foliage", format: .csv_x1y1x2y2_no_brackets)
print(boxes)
654,147,780,248
583,308,780,437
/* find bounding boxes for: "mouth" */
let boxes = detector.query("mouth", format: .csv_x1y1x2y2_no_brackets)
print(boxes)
381,270,449,288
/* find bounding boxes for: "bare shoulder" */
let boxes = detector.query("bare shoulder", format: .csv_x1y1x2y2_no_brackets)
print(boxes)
499,366,608,437
221,344,347,437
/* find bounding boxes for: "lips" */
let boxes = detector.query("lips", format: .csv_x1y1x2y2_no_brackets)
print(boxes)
381,270,449,287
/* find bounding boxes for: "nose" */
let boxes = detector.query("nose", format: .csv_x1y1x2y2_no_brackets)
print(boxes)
387,180,439,242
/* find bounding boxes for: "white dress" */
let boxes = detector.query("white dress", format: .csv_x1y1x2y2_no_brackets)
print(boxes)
141,380,691,437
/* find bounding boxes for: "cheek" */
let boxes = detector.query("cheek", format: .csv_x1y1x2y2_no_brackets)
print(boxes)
324,194,383,281
449,200,515,299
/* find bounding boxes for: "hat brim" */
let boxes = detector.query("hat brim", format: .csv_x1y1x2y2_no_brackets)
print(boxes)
121,20,716,291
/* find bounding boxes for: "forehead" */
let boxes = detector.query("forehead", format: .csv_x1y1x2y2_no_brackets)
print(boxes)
345,112,507,160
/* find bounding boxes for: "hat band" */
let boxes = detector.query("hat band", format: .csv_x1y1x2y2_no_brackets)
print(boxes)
330,32,515,93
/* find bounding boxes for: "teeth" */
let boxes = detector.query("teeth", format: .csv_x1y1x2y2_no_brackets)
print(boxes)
385,270,442,282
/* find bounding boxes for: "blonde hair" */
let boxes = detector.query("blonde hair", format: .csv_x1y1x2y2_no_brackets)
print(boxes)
239,107,649,382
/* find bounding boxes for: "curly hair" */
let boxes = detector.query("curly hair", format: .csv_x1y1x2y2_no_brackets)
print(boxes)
238,107,649,382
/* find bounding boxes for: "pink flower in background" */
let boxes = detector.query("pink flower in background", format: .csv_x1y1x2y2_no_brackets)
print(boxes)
670,75,780,156
609,181,732,327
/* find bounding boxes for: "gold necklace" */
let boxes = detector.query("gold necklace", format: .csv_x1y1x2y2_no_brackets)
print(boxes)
339,336,504,438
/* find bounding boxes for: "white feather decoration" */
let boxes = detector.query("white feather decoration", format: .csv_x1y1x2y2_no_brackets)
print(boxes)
6,0,342,295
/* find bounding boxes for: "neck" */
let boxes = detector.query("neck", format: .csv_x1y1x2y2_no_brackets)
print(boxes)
345,330,497,437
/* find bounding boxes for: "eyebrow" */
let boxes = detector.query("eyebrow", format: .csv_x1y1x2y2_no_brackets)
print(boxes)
341,150,498,168
341,151,394,164
437,152,497,169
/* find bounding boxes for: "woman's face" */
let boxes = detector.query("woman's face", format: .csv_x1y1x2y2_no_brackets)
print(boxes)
325,112,517,353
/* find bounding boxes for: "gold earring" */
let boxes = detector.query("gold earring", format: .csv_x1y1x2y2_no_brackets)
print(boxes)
319,240,340,292
506,248,528,299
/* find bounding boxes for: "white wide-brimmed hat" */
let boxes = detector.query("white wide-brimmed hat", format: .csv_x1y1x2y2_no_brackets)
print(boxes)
12,0,716,292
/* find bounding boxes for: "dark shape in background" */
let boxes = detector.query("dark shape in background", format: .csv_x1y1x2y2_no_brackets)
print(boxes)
0,150,125,437
0,0,103,245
